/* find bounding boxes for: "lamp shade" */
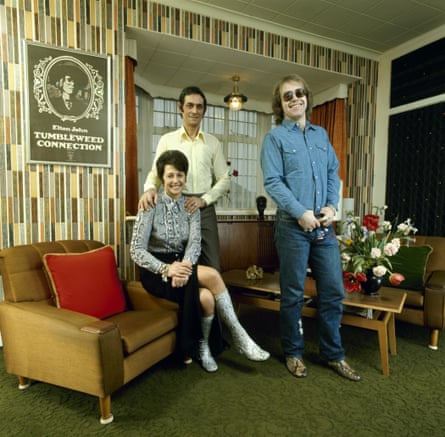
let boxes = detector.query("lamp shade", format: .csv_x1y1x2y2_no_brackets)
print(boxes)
224,75,247,110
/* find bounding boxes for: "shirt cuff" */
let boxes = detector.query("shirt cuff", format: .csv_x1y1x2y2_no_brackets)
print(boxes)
201,194,212,206
144,184,156,192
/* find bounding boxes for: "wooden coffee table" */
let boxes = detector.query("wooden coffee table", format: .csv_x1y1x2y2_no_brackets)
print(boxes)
222,269,407,376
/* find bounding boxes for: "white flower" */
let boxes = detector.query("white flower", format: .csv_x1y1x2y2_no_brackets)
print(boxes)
341,253,351,262
384,242,400,256
370,247,381,259
391,238,401,249
373,265,387,277
397,223,409,234
397,219,418,236
381,221,392,231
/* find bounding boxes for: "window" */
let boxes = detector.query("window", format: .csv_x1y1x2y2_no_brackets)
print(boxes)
136,89,273,212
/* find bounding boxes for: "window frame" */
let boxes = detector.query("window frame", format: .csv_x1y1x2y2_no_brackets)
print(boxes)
136,89,275,214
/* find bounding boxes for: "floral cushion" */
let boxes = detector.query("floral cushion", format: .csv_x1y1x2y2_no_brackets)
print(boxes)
43,246,126,318
382,245,433,291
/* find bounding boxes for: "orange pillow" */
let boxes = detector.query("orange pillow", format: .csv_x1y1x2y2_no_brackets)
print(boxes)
43,246,126,318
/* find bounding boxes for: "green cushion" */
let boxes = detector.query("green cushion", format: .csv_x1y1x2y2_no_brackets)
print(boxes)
383,245,433,291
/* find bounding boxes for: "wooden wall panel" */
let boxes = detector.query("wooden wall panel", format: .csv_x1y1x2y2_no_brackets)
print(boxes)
218,221,278,272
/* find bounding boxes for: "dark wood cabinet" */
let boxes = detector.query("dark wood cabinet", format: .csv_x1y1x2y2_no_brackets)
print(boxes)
218,220,278,272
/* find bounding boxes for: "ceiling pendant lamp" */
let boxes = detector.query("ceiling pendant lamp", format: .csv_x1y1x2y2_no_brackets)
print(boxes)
224,75,248,110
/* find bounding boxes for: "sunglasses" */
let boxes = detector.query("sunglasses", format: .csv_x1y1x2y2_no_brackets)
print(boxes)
282,88,307,102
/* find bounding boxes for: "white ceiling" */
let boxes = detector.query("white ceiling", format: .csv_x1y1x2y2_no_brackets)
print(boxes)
195,0,445,52
127,0,445,111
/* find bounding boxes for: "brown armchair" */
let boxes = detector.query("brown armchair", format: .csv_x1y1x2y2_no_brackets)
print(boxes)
392,236,445,349
0,240,178,424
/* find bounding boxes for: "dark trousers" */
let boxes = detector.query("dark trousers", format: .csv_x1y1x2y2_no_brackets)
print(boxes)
199,204,221,271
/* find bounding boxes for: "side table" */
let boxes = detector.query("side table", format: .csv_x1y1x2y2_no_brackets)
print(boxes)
222,269,407,376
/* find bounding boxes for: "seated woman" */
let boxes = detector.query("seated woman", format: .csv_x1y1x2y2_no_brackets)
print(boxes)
130,150,269,372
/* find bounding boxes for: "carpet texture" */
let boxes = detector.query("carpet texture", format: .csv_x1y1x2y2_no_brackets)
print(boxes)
0,306,444,436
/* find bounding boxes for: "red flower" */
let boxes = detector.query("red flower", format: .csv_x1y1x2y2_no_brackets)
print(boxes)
389,272,405,286
343,271,362,293
356,272,367,283
363,214,380,231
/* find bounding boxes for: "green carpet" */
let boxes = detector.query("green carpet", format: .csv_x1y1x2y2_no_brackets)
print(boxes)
1,306,444,437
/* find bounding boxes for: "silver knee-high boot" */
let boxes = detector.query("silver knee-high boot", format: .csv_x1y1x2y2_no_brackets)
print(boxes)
198,315,218,372
215,290,270,361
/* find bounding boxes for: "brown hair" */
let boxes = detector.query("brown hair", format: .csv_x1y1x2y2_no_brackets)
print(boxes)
271,74,313,125
156,150,189,180
177,86,207,114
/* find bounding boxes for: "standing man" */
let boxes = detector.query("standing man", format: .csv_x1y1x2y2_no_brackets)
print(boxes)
138,86,230,271
261,74,361,381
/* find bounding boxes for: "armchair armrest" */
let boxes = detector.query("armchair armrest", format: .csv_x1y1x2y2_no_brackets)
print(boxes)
424,270,445,329
123,280,178,312
81,319,117,334
0,301,124,397
426,270,445,291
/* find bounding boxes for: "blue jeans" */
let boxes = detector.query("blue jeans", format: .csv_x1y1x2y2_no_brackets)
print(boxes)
275,213,345,361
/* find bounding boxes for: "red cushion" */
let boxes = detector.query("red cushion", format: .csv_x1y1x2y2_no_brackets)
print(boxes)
43,246,126,318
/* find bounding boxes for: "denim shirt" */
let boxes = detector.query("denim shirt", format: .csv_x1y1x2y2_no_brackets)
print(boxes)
261,119,340,220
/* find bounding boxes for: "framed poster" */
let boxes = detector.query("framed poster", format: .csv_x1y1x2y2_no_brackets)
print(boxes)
24,41,111,167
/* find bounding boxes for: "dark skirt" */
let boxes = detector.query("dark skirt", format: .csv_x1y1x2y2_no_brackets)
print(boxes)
139,252,225,360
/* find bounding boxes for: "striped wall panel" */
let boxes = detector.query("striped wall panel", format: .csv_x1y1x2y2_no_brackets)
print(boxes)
0,1,125,266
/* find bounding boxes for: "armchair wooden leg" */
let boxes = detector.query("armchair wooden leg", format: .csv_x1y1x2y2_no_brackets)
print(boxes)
18,376,31,390
99,395,114,424
428,329,439,350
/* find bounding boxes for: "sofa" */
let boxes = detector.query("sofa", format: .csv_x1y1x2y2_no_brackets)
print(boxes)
384,236,445,350
0,240,179,424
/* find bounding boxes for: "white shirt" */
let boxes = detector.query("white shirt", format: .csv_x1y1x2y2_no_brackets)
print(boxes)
144,126,230,206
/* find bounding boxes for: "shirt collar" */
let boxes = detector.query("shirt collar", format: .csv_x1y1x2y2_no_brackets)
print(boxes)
160,192,185,207
180,125,205,142
282,118,315,131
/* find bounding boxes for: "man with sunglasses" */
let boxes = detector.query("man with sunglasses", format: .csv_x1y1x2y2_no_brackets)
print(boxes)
261,74,361,382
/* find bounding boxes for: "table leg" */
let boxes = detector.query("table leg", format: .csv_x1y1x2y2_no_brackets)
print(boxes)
388,313,397,355
230,292,242,314
377,311,392,376
234,299,241,314
377,325,389,376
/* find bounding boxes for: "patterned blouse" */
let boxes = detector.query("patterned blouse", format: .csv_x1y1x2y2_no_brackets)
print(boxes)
130,193,201,274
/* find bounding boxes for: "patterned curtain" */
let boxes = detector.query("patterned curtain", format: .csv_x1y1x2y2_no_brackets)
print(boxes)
311,99,347,194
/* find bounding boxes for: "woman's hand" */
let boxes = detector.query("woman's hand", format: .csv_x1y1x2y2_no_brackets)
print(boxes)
169,260,193,287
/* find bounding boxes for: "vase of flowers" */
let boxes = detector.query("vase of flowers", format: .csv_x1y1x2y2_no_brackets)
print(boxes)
360,269,383,296
338,208,418,295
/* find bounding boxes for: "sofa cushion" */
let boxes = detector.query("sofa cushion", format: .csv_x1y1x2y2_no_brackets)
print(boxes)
106,309,178,354
43,246,126,318
383,245,433,291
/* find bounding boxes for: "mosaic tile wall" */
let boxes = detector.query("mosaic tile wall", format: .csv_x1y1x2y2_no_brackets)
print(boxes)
0,1,378,275
0,1,126,261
